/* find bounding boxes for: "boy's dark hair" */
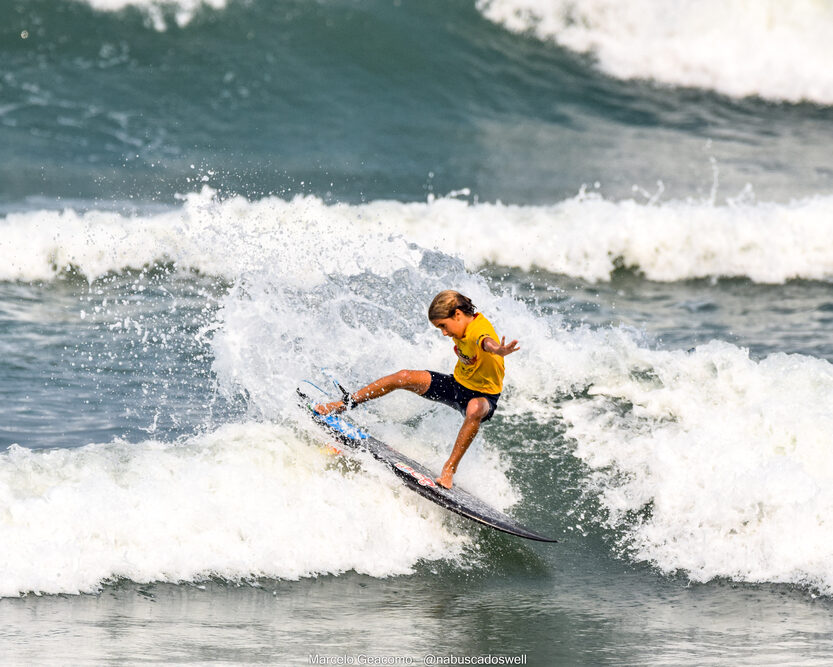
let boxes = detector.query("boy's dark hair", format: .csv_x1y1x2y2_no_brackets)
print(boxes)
428,290,476,320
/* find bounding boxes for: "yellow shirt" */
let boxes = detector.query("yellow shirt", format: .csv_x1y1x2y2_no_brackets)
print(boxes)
452,313,504,394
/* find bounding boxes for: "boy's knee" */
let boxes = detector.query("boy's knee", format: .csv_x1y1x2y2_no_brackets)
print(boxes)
466,398,489,421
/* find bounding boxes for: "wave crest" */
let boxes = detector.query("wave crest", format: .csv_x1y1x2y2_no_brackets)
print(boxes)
3,188,833,284
76,0,227,29
477,0,833,104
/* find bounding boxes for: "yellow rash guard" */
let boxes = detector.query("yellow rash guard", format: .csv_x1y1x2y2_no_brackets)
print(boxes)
451,313,504,394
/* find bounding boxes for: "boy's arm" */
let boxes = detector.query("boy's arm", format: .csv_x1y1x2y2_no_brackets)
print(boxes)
480,335,519,357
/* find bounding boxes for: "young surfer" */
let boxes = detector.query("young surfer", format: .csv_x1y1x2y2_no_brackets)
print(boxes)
315,290,519,489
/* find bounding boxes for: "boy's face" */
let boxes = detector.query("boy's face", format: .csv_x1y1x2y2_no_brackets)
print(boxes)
431,309,470,339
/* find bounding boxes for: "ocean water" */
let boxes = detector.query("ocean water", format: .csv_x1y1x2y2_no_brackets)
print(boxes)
2,0,833,664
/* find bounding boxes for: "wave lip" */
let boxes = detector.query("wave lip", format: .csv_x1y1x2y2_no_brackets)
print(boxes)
477,0,833,104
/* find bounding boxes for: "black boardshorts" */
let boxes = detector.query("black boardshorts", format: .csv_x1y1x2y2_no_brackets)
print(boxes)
422,371,501,422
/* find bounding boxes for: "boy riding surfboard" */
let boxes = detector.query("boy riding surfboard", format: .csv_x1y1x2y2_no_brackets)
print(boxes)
315,290,519,489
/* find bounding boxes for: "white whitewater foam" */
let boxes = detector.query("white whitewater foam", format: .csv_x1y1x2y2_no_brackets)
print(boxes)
0,422,470,597
477,0,833,104
3,188,833,284
78,0,226,29
557,334,833,593
0,189,427,284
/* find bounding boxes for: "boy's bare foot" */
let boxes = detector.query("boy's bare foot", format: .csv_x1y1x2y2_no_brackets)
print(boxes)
314,400,345,415
436,466,454,489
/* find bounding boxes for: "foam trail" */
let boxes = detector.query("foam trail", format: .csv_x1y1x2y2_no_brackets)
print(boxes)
0,422,470,597
477,0,833,104
4,189,833,284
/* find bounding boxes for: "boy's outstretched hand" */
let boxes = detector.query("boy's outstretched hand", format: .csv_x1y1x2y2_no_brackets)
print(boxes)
482,336,520,357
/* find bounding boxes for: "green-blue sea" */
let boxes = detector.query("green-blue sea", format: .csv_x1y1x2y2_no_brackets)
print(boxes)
3,0,833,664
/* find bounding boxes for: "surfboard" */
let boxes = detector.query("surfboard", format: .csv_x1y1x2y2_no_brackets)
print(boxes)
298,390,557,543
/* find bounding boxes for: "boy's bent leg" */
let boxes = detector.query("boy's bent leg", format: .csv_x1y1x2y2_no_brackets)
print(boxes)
315,370,431,415
436,397,490,489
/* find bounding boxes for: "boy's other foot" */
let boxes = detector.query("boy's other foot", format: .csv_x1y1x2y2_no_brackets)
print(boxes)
436,468,454,489
314,400,345,415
